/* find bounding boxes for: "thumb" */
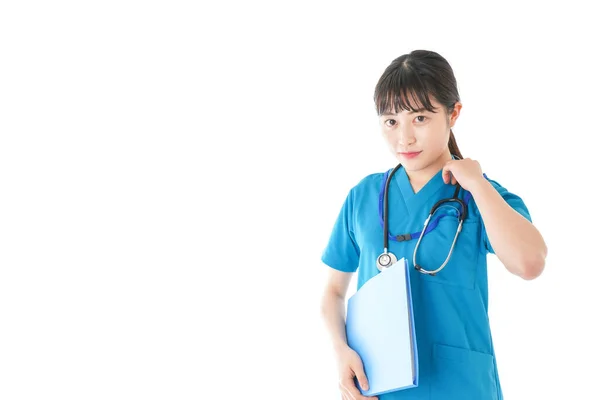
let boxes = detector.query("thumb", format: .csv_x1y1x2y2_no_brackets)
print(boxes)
442,165,456,185
442,162,452,184
353,364,369,391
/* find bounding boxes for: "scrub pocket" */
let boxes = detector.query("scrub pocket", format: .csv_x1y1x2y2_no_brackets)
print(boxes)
416,217,480,290
430,343,498,400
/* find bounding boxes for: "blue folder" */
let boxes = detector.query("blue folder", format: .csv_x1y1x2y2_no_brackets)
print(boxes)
345,258,419,396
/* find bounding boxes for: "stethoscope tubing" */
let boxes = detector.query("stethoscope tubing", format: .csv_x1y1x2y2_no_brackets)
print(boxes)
377,162,468,275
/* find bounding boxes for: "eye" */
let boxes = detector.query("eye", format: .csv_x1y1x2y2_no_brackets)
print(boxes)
384,119,396,127
415,115,427,123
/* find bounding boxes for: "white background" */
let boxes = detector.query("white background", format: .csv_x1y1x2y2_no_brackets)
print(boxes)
1,1,598,399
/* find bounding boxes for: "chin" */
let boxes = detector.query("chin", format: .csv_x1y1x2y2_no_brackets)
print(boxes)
397,158,424,171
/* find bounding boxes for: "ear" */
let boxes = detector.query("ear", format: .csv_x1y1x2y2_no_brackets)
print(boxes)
449,102,462,127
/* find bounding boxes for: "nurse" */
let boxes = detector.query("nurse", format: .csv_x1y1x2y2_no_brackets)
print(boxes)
319,50,548,400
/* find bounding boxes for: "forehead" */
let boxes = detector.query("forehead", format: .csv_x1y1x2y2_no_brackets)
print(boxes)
380,93,443,117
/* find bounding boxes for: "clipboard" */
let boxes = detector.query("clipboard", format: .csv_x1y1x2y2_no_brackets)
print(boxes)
345,258,419,396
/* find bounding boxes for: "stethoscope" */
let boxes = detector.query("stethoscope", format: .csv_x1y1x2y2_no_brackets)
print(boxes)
376,162,468,275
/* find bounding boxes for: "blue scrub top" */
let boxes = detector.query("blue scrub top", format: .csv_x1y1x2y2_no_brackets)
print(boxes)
321,166,531,400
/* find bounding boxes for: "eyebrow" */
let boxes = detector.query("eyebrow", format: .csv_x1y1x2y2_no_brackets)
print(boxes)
381,108,429,117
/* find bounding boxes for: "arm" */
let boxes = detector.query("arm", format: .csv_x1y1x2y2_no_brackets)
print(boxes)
442,158,548,280
320,267,375,398
320,267,353,353
470,178,547,280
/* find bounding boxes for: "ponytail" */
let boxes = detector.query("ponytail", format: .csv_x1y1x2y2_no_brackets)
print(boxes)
448,129,463,159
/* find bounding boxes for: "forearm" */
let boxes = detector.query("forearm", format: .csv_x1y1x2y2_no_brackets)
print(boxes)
470,178,547,280
320,291,350,354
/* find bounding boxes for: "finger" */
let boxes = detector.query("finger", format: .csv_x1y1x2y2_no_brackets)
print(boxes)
339,380,356,400
346,380,376,400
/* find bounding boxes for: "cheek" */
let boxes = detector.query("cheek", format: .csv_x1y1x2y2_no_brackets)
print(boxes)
420,127,449,148
382,131,396,146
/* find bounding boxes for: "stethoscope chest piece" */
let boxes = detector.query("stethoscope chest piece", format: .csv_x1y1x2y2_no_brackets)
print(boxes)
376,251,397,272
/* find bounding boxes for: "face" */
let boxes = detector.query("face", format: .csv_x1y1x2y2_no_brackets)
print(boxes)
379,96,462,176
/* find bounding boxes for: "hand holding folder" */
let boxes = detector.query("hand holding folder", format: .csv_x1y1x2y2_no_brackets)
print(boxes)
345,258,419,397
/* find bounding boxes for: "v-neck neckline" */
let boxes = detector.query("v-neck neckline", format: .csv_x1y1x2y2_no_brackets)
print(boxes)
394,165,446,213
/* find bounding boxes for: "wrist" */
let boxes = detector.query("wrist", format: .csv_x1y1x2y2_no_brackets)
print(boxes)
467,175,489,195
333,340,349,354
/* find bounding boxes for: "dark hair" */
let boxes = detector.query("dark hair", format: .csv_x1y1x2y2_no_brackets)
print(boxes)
373,50,462,159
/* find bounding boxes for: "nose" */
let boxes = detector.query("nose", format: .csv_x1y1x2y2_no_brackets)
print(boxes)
396,125,416,149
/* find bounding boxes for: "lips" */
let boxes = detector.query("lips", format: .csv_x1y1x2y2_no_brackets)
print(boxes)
399,151,421,159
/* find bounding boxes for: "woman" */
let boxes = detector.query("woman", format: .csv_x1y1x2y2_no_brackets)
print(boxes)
320,50,547,400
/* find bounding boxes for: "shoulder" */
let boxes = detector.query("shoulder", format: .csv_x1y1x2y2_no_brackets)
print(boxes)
331,171,387,214
347,171,387,201
483,174,509,193
483,174,527,203
468,174,531,221
469,174,522,198
353,171,386,190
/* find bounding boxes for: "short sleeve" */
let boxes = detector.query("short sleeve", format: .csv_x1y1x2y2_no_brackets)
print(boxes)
480,179,532,254
321,188,360,273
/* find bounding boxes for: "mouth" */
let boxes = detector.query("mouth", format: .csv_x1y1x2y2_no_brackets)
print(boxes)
398,151,422,159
